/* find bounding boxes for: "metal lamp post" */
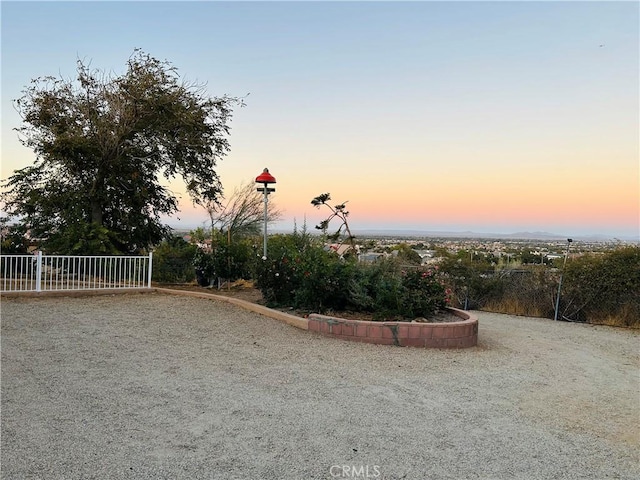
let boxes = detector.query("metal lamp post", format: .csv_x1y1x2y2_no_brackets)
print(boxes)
255,168,276,259
554,238,573,321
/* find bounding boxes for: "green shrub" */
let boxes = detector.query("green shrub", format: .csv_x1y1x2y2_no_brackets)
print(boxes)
0,220,29,254
437,245,639,326
399,267,449,318
193,235,258,287
255,232,449,319
438,257,505,310
562,246,640,326
254,231,329,309
349,259,448,320
152,236,198,283
193,248,216,286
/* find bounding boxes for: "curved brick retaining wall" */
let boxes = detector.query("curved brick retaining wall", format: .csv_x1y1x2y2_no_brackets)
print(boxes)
307,308,478,348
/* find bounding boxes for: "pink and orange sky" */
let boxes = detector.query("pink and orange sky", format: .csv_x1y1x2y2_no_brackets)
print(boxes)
2,1,638,239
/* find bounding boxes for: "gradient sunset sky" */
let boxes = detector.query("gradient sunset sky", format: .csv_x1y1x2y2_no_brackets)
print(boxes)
2,1,639,239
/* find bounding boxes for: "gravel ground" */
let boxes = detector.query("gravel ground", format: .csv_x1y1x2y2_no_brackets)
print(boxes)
1,291,638,480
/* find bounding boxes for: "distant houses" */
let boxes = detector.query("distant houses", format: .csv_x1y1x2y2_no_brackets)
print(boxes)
358,252,385,263
357,249,438,265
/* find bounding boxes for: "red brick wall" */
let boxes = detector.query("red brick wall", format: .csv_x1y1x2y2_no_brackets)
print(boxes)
307,308,478,348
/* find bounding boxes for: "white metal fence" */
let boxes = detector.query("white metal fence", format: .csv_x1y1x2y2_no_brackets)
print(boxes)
0,252,153,292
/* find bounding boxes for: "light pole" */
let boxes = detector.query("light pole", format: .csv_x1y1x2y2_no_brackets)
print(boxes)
554,238,573,321
255,168,276,259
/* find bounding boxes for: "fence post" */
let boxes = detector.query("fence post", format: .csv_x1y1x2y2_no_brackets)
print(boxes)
147,251,153,288
36,251,43,292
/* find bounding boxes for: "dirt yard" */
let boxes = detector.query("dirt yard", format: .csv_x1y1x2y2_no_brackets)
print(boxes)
2,291,639,479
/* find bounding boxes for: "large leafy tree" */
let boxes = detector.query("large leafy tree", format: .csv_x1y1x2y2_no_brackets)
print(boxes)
2,49,242,254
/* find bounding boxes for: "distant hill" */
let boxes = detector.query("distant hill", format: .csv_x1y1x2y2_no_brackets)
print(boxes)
350,229,563,240
175,225,638,243
347,230,638,242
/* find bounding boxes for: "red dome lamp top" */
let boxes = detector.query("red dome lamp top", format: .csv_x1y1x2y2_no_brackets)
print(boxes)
255,168,276,184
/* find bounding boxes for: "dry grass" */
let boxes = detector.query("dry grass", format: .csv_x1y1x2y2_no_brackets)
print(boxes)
481,298,639,328
585,303,640,329
482,298,548,318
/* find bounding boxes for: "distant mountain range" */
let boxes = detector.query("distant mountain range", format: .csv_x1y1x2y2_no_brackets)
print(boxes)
175,225,638,243
342,230,639,242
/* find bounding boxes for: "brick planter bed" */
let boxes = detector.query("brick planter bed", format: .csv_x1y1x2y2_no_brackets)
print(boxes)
307,307,478,348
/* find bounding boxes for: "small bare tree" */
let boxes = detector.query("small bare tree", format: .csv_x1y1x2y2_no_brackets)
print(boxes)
194,180,282,289
205,179,282,239
311,192,356,253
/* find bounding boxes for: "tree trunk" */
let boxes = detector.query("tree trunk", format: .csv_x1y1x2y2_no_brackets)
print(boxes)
91,199,103,225
90,170,106,225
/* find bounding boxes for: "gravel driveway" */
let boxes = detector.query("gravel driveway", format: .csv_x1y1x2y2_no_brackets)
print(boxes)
2,291,638,479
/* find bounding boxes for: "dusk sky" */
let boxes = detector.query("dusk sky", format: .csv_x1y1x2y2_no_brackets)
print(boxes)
2,1,639,239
